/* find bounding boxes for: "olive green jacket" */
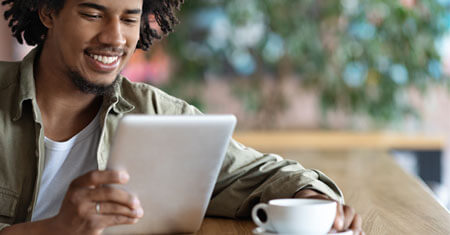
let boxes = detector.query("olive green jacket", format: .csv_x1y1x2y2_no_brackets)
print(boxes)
0,49,343,230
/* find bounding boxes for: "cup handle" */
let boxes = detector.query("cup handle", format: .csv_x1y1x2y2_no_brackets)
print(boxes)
251,203,271,230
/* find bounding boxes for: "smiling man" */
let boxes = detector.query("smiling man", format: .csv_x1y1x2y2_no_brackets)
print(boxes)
0,0,363,234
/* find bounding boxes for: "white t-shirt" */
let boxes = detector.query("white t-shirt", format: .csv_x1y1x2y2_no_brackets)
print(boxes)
31,114,101,221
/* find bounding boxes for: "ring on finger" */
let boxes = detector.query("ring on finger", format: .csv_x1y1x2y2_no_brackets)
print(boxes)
96,202,101,214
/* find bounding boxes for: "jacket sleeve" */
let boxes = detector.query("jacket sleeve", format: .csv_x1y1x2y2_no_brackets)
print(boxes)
205,139,344,218
0,223,10,231
154,92,344,218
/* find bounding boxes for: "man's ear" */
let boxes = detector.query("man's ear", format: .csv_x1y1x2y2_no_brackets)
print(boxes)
38,6,55,29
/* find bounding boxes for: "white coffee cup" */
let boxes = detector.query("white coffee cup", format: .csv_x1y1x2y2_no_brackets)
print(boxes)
251,198,337,234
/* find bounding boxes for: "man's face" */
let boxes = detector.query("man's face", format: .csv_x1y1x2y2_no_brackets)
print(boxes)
44,0,143,91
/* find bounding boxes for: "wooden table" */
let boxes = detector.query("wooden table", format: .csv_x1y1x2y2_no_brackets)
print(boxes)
233,131,445,151
196,150,450,234
235,131,446,192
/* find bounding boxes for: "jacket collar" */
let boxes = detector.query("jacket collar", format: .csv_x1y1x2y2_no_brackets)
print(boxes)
13,47,40,122
103,77,135,115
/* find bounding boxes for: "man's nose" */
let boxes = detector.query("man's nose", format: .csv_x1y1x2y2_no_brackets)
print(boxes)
98,18,126,47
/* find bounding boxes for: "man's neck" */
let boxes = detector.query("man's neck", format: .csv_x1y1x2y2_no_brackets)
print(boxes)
35,46,103,142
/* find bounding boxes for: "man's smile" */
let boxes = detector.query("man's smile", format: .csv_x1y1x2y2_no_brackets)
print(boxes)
89,54,119,64
84,51,122,73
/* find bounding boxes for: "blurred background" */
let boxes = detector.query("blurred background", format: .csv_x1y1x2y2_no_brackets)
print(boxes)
2,0,450,208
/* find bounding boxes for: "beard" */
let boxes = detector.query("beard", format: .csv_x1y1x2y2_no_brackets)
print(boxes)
68,69,119,96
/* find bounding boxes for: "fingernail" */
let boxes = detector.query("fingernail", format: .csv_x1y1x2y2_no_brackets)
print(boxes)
132,197,141,207
135,208,144,217
119,171,129,181
338,218,344,230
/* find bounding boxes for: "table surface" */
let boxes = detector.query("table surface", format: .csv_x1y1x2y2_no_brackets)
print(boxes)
196,150,450,235
233,131,445,151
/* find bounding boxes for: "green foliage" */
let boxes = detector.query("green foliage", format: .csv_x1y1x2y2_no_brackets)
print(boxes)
161,0,448,124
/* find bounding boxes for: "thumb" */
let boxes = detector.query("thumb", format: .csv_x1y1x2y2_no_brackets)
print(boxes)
333,203,345,231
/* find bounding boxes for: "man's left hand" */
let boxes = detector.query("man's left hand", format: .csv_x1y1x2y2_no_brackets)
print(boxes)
294,189,364,235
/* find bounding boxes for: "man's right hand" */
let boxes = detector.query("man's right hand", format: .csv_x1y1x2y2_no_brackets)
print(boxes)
51,170,144,234
1,170,143,235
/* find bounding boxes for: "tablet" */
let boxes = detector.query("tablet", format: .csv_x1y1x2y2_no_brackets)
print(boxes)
104,114,236,234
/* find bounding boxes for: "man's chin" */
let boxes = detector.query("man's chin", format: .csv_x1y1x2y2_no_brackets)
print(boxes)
68,70,119,96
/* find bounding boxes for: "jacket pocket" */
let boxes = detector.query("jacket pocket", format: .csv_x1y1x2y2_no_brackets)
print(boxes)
0,187,18,223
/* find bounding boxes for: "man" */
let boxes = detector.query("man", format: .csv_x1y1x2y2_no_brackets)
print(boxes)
0,0,363,234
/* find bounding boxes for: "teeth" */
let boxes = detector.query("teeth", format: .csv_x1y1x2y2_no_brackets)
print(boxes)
89,54,119,64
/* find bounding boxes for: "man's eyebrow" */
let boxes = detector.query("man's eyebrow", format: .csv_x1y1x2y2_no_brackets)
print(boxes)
78,2,106,11
125,9,142,15
78,2,142,14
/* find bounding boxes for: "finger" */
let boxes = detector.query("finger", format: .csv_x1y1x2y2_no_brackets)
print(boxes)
95,202,144,218
350,213,363,231
71,170,129,188
305,194,330,200
89,186,141,210
332,203,344,231
295,189,331,200
343,205,356,230
352,229,364,235
98,215,140,228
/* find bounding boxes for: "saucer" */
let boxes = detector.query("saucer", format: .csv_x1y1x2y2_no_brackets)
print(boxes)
252,227,353,235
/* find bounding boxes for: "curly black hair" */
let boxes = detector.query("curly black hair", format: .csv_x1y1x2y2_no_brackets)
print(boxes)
1,0,184,50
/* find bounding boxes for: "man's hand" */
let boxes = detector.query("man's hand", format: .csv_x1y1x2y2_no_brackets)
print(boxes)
294,189,364,235
49,170,143,235
1,170,143,235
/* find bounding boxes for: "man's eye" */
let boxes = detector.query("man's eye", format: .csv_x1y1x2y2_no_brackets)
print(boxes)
81,13,101,19
123,18,138,24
